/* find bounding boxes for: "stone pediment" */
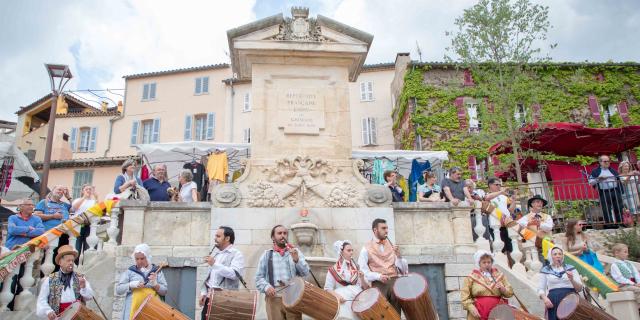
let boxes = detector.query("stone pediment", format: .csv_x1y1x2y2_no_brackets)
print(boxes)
227,7,373,82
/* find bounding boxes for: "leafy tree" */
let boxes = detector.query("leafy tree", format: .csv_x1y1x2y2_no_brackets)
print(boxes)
445,0,555,183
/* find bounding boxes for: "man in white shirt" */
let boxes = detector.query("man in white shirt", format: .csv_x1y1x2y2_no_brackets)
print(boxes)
199,226,245,319
517,195,554,245
36,245,94,319
358,218,408,314
589,155,624,228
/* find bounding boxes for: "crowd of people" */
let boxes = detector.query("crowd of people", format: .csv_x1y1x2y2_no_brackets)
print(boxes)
3,155,640,319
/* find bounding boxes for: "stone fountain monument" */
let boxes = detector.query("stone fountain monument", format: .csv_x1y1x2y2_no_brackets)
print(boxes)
210,7,394,289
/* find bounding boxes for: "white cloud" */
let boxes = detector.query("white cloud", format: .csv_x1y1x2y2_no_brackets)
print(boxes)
1,0,638,124
0,0,256,122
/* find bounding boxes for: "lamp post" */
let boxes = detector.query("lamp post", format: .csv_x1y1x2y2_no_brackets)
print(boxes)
40,64,73,199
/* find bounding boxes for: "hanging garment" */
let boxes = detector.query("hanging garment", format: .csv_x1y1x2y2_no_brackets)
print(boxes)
183,161,206,192
398,176,409,202
206,152,229,183
372,159,385,185
409,159,431,202
140,164,150,181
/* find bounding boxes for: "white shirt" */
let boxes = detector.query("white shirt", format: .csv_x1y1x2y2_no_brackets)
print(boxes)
517,212,553,232
589,168,618,190
357,240,408,282
201,245,245,295
537,266,582,296
610,259,640,286
36,274,94,318
71,198,96,216
491,194,510,216
180,181,197,203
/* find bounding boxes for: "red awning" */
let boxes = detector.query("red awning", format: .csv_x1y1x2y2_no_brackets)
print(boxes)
489,122,640,157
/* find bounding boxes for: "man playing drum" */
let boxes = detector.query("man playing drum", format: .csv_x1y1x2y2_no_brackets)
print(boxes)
36,245,95,319
255,225,310,320
199,226,245,319
357,218,408,314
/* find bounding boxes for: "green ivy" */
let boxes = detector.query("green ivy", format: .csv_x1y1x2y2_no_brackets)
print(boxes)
394,64,640,176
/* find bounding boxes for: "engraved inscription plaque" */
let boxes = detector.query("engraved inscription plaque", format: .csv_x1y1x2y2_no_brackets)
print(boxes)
278,88,325,134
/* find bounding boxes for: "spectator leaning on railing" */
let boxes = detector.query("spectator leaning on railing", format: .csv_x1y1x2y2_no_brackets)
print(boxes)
618,160,639,217
442,167,467,206
588,155,624,228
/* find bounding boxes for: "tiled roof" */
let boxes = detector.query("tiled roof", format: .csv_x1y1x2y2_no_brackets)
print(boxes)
123,63,230,79
57,110,121,118
362,62,394,71
16,93,104,116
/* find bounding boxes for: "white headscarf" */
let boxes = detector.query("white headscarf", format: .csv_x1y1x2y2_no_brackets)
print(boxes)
473,250,494,269
333,240,351,258
132,243,152,266
547,246,563,264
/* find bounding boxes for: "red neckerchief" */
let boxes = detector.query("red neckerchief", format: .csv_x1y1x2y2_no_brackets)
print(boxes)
273,243,291,256
18,213,31,221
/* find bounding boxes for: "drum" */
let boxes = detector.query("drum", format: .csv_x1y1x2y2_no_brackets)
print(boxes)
557,293,616,320
206,290,258,320
132,294,190,320
488,304,540,320
481,201,496,215
58,302,104,320
351,287,401,320
392,273,437,320
282,277,339,320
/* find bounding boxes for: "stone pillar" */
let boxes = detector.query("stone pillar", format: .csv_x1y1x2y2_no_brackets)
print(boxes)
607,291,640,320
119,200,148,246
508,228,527,275
104,205,121,253
41,237,59,277
452,205,475,248
86,218,100,252
472,201,490,252
0,268,17,310
13,250,40,311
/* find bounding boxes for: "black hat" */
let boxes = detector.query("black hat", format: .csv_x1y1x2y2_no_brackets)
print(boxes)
527,195,548,208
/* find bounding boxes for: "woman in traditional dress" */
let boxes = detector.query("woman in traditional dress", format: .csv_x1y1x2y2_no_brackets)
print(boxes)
116,243,168,320
324,240,367,320
563,219,604,273
461,250,514,320
538,246,583,320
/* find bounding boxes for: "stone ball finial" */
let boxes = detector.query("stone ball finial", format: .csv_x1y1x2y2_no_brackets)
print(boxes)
291,6,309,19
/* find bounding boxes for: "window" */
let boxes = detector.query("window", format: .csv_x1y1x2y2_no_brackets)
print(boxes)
466,103,480,132
243,128,251,143
142,83,157,101
361,117,377,146
184,113,215,141
130,119,160,145
243,93,251,112
514,103,526,127
72,170,93,198
360,81,374,101
69,127,97,153
603,104,618,128
195,77,209,95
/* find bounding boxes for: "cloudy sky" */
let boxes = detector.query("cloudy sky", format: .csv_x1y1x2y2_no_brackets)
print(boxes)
1,0,639,123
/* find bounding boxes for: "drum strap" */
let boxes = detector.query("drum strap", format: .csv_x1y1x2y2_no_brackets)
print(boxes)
268,250,275,287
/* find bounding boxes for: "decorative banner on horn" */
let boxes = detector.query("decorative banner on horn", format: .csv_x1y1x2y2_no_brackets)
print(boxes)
0,199,119,281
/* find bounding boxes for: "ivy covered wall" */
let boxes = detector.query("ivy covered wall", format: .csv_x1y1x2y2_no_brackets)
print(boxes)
393,63,640,176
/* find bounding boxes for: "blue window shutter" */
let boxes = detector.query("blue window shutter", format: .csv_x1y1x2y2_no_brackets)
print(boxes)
70,127,78,152
202,77,209,93
150,83,157,99
89,127,98,152
152,118,160,143
130,121,139,145
195,78,202,94
184,115,193,141
206,112,215,140
142,84,149,100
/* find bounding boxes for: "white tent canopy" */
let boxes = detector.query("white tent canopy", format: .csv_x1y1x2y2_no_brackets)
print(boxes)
0,142,40,201
134,141,250,184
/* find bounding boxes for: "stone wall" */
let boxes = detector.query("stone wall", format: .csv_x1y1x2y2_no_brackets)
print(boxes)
393,202,476,320
115,200,477,319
